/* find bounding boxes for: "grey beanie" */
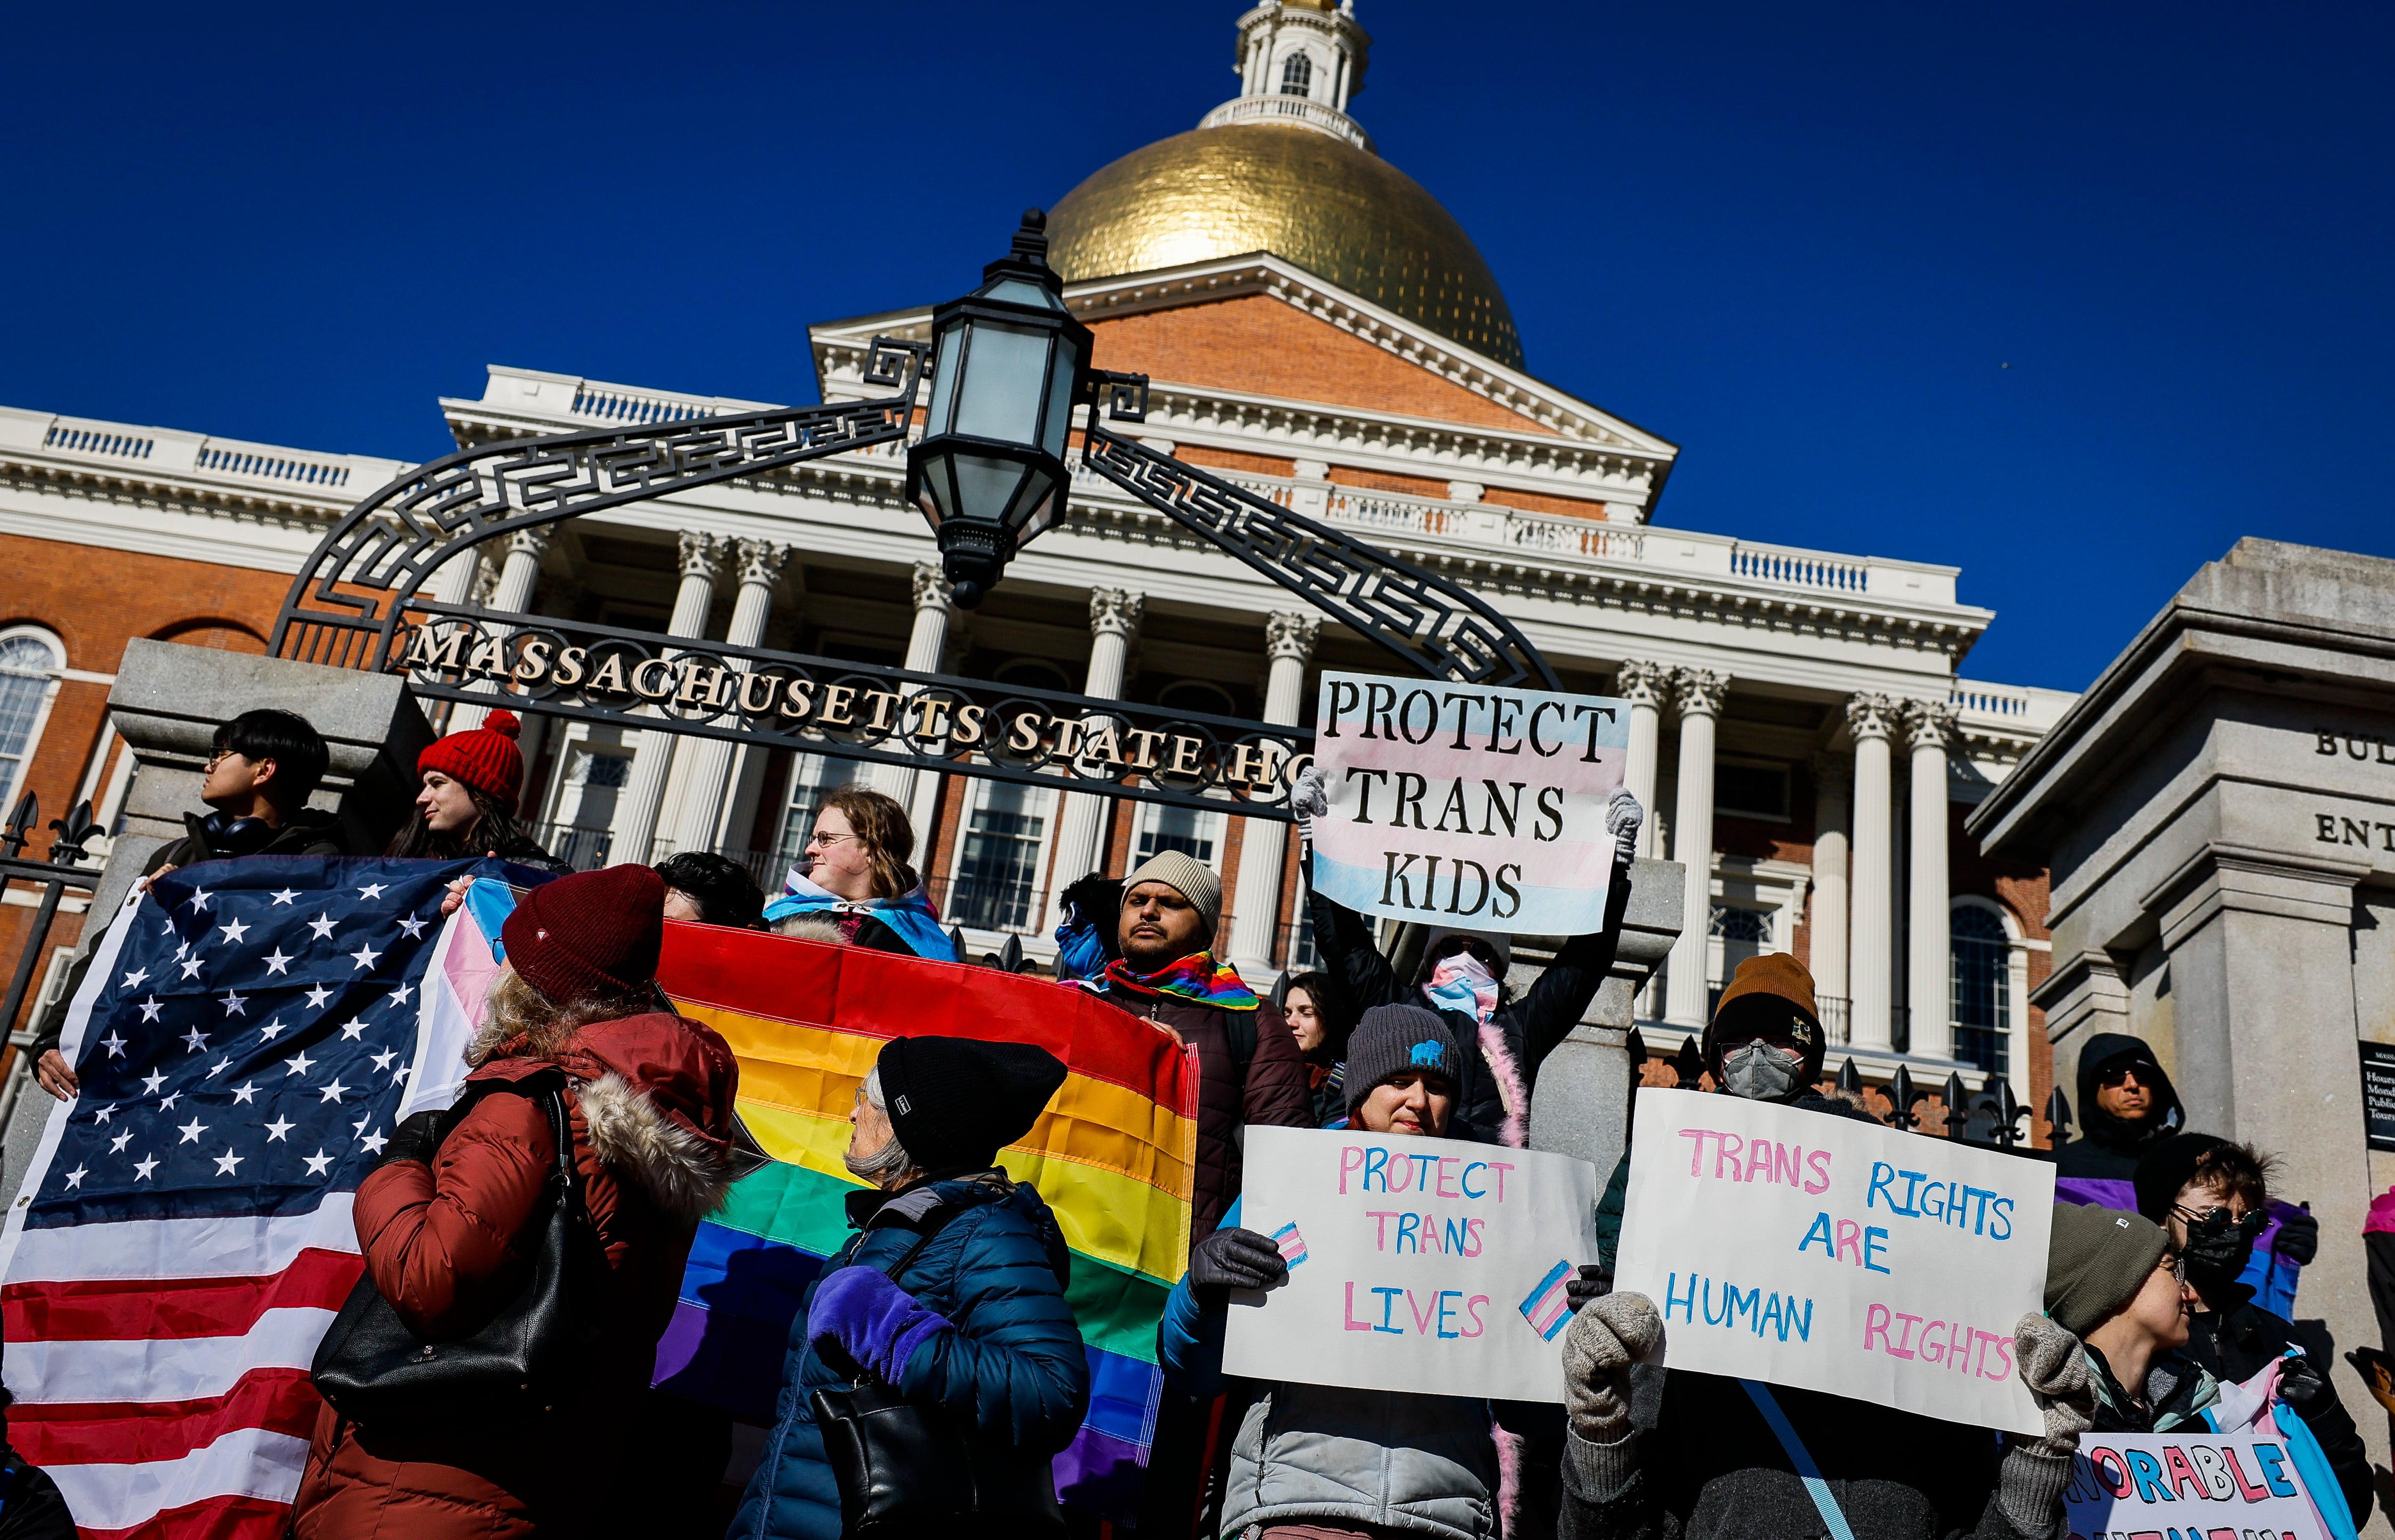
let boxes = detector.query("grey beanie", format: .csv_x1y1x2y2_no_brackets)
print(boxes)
1344,1004,1463,1115
1123,849,1223,933
2045,1203,2170,1337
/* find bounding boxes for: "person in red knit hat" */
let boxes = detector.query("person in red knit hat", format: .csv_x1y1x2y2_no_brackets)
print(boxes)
292,863,739,1536
386,708,569,871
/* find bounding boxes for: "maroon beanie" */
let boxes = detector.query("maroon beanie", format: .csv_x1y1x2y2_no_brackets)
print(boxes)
502,865,665,1006
420,709,525,812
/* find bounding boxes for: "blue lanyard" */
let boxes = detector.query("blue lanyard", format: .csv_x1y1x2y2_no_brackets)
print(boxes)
1738,1379,1859,1540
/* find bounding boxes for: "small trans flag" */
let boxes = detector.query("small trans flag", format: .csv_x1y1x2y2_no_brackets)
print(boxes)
1518,1260,1576,1341
1271,1222,1309,1269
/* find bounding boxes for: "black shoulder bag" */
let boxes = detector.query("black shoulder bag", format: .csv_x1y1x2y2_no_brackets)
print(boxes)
310,1074,606,1423
810,1211,1067,1539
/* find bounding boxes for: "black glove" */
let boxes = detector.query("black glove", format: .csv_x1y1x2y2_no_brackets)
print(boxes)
1188,1227,1287,1299
380,1110,446,1168
1565,1263,1613,1314
2275,1207,2319,1266
2277,1354,2334,1424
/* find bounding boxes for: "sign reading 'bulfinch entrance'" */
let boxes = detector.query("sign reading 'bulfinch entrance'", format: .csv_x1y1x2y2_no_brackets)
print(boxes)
1308,670,1629,935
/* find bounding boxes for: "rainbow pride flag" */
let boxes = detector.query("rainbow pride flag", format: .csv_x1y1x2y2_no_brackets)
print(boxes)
651,922,1200,1521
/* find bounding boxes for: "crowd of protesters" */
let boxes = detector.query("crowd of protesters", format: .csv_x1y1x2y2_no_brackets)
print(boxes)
5,701,2389,1540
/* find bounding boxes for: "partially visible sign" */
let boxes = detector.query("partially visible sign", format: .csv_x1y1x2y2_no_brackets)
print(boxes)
1308,669,1628,937
1221,1127,1600,1403
2359,1041,2395,1153
2066,1430,2340,1539
1613,1088,2052,1434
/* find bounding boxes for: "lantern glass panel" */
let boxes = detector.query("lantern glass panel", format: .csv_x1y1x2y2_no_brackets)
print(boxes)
1040,337,1080,458
953,322,1048,446
1015,465,1063,543
952,453,1029,529
926,318,967,435
982,277,1063,311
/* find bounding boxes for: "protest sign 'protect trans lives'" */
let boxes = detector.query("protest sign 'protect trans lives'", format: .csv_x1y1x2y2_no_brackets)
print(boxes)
1223,1127,1601,1403
1614,1087,2053,1435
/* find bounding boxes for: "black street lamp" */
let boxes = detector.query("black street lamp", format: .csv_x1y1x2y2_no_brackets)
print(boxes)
904,209,1093,608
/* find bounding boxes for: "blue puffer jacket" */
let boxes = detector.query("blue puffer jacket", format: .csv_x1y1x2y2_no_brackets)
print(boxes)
728,1173,1091,1540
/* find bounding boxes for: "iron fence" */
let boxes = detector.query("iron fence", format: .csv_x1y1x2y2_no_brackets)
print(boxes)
0,795,107,1138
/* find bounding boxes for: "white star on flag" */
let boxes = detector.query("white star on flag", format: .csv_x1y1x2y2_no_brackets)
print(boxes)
158,1091,181,1113
180,1027,208,1053
230,1081,260,1105
91,1104,113,1125
318,1080,350,1104
369,1049,398,1073
205,1057,229,1078
339,1021,367,1042
397,916,428,939
121,967,147,989
283,1050,315,1077
304,985,334,1009
138,1070,167,1095
136,999,162,1023
63,1165,87,1190
307,914,337,940
218,991,247,1016
217,918,249,945
394,1065,412,1086
357,883,388,900
109,1130,133,1154
264,1116,295,1142
263,949,293,975
175,942,191,962
259,1020,285,1041
178,958,204,980
352,1113,373,1136
160,916,176,936
186,889,211,912
212,1149,243,1177
175,1116,208,1145
389,983,414,1007
348,944,382,972
270,888,300,905
302,1150,335,1177
360,1129,388,1155
104,1031,128,1057
132,1154,158,1181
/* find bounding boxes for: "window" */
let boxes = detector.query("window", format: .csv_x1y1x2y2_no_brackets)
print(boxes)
1714,759,1790,821
1951,904,2011,1075
1137,804,1221,866
1279,52,1314,97
994,657,1072,692
0,629,63,809
771,752,869,882
1706,903,1773,1016
949,781,1055,932
1158,680,1236,718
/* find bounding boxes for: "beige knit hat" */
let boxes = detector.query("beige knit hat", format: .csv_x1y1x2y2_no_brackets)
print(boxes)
1123,849,1223,932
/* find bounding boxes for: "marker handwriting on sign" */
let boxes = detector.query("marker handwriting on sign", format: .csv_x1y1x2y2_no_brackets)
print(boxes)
1662,1271,1815,1343
1865,1162,2017,1240
1343,1282,1492,1338
1861,1306,2016,1380
1339,1146,1514,1200
1677,1129,1833,1195
1367,1212,1488,1256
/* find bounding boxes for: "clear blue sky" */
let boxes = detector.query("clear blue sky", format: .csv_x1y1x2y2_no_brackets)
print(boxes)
4,2,2387,692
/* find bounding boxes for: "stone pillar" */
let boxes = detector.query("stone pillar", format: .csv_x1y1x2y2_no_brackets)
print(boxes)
1527,856,1686,1177
1811,752,1852,1034
1846,693,1898,1049
667,539,788,860
607,532,723,868
1227,611,1319,977
1663,668,1727,1028
448,527,552,734
1617,659,1671,860
887,562,957,863
1904,700,1958,1057
1044,590,1143,930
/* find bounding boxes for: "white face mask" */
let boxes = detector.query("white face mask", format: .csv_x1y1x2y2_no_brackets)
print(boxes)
1720,1041,1803,1102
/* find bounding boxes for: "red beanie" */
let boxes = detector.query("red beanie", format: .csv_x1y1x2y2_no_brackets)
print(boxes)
502,865,665,1006
419,709,525,812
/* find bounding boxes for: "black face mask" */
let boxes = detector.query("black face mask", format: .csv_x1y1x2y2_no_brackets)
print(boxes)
2179,1206,2266,1286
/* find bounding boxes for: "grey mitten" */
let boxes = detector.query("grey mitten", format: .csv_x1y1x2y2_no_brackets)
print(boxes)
1997,1312,2091,1537
1606,789,1643,864
1562,1290,1661,1445
1291,764,1330,846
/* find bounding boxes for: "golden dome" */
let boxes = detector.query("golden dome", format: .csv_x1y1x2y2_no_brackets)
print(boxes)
1047,122,1524,371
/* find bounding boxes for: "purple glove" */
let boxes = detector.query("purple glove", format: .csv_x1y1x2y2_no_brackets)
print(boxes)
808,1265,953,1385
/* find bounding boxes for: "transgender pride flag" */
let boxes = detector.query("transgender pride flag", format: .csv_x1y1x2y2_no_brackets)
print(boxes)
1518,1260,1576,1342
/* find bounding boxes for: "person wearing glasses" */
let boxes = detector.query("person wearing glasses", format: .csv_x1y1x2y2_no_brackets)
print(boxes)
763,786,961,961
2132,1135,2371,1526
2044,1203,2219,1435
30,708,346,1102
2054,1034,2183,1182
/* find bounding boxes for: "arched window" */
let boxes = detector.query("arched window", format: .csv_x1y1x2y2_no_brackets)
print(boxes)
0,628,63,809
1706,904,1773,1016
1279,52,1314,98
1951,903,2011,1074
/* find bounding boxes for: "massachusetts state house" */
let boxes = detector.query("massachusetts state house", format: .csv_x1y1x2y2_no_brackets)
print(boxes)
0,1,2071,1111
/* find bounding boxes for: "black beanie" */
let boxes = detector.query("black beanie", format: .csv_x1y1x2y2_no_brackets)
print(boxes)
878,1036,1068,1175
2045,1203,2170,1337
2133,1132,2232,1223
1344,1004,1463,1115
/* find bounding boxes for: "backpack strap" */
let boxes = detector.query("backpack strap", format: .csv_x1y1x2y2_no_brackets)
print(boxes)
1738,1379,1858,1540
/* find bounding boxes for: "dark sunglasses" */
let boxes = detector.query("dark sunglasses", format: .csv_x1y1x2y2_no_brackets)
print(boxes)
2173,1204,2267,1240
2096,1064,2152,1088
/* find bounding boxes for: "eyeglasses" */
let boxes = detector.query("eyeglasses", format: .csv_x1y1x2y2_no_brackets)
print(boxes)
2173,1203,2266,1239
2096,1065,2150,1088
2159,1253,2189,1284
808,831,858,849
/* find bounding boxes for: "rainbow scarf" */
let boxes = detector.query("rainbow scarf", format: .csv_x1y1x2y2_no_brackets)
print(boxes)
653,927,1199,1522
1096,951,1260,1011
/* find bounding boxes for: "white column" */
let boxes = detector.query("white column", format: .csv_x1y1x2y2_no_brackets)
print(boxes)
1043,589,1144,930
1904,700,1958,1058
448,527,552,734
1845,693,1899,1050
1227,612,1320,978
1662,668,1727,1028
668,540,788,858
1616,659,1670,859
1810,752,1852,1038
885,562,957,863
607,532,724,868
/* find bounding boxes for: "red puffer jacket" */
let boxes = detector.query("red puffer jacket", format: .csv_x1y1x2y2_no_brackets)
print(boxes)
291,1011,736,1538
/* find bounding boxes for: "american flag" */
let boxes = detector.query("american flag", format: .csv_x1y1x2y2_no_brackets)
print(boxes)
0,856,521,1537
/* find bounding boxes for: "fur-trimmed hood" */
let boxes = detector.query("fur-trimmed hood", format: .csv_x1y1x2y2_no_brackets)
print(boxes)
468,1010,740,1224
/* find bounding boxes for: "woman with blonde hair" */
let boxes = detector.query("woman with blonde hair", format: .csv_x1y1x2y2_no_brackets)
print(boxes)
763,784,961,960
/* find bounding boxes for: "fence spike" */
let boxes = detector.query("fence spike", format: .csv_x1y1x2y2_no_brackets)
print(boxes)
1,792,34,860
1837,1057,1862,1096
1669,1036,1704,1090
1624,1026,1647,1077
1889,1064,1920,1130
1993,1074,2024,1148
998,933,1024,973
1942,1071,1970,1139
947,924,965,959
48,800,102,867
2043,1085,2072,1144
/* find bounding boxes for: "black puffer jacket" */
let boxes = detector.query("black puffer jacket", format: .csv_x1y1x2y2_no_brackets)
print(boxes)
1303,879,1626,1145
2184,1298,2374,1528
2053,1032,2183,1180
